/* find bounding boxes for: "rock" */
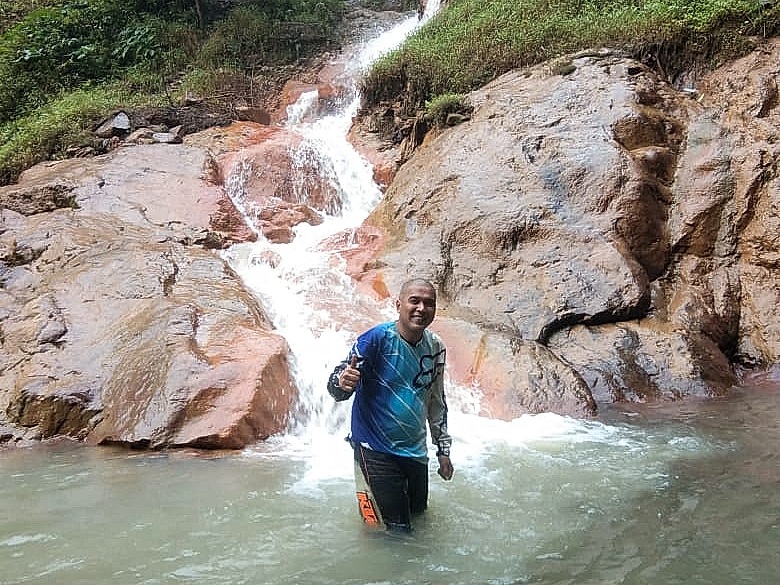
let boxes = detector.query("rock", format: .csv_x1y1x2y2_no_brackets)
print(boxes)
235,106,272,125
753,75,778,118
548,320,737,403
126,128,156,143
358,43,780,413
432,318,597,418
0,182,77,215
94,111,131,138
690,39,780,365
0,140,295,448
0,208,296,450
5,142,253,248
215,124,340,242
445,112,469,126
152,132,183,144
347,122,400,189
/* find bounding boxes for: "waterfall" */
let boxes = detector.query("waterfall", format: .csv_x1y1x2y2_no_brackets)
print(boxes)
221,6,443,460
220,0,581,476
8,11,771,583
219,2,598,485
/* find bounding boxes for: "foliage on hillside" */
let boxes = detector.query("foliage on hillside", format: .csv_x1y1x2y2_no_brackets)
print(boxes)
0,0,346,185
3,1,780,186
0,1,344,124
361,0,780,114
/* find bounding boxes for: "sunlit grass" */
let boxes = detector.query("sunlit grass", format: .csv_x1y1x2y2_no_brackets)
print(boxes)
361,0,779,113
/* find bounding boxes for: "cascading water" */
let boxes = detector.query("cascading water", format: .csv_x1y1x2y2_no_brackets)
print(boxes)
2,5,779,585
220,1,465,462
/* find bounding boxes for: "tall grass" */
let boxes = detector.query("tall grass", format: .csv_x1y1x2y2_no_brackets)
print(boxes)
0,85,147,186
361,0,779,114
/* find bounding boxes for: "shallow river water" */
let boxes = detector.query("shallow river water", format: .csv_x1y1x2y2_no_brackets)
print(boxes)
2,383,779,585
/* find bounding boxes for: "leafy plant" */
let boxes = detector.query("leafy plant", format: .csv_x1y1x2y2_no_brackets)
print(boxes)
113,20,162,63
0,1,136,122
0,0,351,185
424,92,472,128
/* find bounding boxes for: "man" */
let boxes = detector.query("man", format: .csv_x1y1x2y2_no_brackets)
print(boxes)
327,278,454,533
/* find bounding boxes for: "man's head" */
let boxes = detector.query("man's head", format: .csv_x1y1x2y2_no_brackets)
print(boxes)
395,279,437,344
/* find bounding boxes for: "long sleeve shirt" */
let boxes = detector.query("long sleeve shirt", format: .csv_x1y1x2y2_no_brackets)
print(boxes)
327,322,451,462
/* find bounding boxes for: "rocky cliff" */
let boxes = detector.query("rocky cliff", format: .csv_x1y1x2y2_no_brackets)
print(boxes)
358,41,780,419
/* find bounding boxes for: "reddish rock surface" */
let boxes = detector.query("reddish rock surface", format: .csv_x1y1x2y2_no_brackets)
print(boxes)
0,140,297,449
359,42,780,417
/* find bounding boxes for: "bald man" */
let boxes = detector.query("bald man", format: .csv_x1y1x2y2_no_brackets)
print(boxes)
328,279,453,533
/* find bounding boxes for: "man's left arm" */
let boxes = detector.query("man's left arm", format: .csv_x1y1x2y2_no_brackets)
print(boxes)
427,345,453,480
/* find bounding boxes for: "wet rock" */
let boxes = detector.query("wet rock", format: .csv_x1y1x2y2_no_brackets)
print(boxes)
9,382,101,439
235,106,272,125
432,318,597,418
1,212,296,449
347,122,400,189
358,42,780,414
0,182,78,215
0,140,296,449
216,124,340,242
6,143,252,248
125,128,156,144
278,79,348,122
695,40,780,365
753,75,778,118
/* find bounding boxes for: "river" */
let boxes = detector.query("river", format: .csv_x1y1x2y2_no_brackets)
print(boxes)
2,4,780,585
2,383,779,585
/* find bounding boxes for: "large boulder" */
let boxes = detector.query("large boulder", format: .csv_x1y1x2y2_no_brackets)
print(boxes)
193,123,340,243
358,42,780,416
0,141,296,448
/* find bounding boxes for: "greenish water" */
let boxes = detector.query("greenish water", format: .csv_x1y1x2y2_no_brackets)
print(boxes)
2,384,779,585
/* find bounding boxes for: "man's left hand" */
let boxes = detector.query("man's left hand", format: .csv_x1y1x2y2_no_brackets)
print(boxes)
437,454,454,481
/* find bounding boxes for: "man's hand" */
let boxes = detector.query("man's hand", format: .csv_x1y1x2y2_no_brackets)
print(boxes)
338,356,361,393
437,454,454,481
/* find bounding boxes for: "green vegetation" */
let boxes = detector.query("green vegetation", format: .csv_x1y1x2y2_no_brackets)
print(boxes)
2,0,780,185
424,92,472,128
0,0,346,185
361,0,780,114
0,85,150,186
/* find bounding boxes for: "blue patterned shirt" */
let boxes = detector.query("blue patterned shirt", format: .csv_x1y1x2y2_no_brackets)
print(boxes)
328,322,451,462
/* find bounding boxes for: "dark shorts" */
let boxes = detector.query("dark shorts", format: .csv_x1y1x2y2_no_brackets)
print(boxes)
354,444,428,532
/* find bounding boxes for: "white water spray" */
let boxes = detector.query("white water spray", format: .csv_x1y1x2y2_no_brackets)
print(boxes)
222,11,429,456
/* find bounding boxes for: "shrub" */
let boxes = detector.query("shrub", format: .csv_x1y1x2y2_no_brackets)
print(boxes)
0,1,139,122
197,5,271,70
424,92,472,128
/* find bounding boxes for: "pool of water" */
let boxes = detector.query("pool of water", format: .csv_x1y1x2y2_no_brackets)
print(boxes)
2,383,778,585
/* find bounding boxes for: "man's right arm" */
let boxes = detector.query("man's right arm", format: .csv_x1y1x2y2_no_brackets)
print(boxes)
327,361,352,401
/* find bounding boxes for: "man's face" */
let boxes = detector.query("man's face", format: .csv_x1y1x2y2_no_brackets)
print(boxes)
396,282,437,336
